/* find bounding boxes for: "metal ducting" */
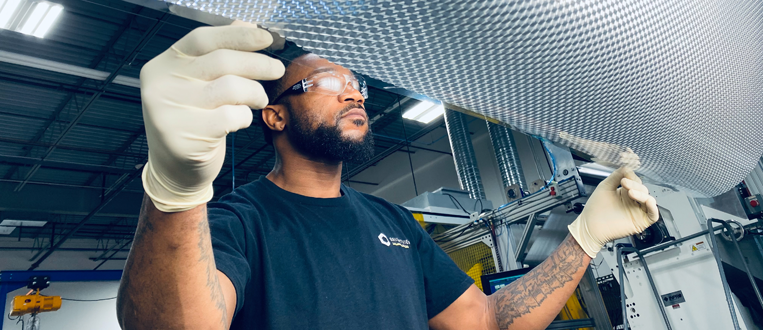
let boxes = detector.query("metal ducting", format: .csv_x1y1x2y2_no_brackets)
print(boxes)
487,122,526,196
444,109,485,200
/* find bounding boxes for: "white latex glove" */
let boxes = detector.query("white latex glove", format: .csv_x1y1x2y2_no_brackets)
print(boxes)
568,167,660,258
141,22,285,212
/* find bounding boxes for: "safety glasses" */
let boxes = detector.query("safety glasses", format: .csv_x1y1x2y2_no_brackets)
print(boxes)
273,71,368,104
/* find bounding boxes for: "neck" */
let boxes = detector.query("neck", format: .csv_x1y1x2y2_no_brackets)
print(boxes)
266,148,344,198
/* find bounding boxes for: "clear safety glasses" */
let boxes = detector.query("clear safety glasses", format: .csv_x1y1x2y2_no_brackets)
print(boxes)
273,72,368,104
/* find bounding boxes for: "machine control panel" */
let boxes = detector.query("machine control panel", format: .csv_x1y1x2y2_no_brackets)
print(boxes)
744,194,763,217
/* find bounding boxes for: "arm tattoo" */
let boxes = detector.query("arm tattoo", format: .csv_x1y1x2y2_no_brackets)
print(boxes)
198,214,229,327
490,235,587,329
117,196,154,327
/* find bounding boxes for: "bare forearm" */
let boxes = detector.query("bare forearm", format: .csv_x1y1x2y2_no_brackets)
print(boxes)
488,235,591,330
117,195,228,330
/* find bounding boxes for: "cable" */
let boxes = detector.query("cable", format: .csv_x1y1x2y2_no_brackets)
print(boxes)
472,198,484,213
442,193,470,215
436,222,476,243
61,297,117,302
399,95,419,196
41,294,117,302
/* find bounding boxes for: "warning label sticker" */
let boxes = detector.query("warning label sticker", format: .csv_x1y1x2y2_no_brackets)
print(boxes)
691,241,707,254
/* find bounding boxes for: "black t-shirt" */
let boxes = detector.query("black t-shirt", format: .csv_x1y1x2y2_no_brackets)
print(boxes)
207,176,473,329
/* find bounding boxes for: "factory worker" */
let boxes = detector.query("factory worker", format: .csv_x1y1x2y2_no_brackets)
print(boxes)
116,21,659,330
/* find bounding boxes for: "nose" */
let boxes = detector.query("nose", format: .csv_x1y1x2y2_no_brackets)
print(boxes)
339,86,365,105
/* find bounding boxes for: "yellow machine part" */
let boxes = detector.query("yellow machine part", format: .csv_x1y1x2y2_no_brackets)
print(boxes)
411,212,426,228
446,242,497,291
10,293,62,316
555,288,593,330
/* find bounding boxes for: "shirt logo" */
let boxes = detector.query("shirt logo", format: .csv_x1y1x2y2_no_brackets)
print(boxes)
378,233,391,246
378,233,410,249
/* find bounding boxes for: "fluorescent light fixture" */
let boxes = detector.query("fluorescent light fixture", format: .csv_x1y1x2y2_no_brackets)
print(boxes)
416,104,445,124
0,226,15,235
403,101,445,124
0,219,47,227
0,0,23,29
18,0,46,35
32,2,60,38
403,101,435,120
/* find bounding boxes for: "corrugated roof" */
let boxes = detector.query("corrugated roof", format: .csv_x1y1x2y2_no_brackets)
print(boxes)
0,0,429,245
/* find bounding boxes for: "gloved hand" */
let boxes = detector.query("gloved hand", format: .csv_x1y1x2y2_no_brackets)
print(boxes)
141,22,285,212
568,167,660,258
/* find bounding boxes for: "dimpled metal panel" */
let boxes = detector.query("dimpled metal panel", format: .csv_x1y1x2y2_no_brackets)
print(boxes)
168,0,763,196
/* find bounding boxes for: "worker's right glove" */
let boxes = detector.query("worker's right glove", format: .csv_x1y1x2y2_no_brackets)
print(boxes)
568,167,660,258
141,22,285,212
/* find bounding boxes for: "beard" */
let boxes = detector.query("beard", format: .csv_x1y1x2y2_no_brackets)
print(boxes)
285,103,375,164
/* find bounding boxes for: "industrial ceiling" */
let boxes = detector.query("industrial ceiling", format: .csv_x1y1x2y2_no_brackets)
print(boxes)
0,0,444,268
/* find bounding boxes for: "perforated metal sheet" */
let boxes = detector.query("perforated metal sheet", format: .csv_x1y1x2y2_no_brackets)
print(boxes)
167,0,763,196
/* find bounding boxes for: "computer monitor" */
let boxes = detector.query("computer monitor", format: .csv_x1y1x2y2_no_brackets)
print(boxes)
480,267,534,295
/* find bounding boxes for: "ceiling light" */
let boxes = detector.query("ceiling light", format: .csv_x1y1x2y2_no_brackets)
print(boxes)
0,219,47,227
0,226,14,235
0,0,23,29
31,2,60,37
403,100,445,124
1,1,63,38
416,104,445,124
18,1,47,34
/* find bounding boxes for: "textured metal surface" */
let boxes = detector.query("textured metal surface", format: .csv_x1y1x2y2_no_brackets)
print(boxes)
487,122,526,194
167,0,763,196
444,109,485,200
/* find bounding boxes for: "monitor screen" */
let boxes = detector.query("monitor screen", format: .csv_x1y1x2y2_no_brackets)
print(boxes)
480,268,534,295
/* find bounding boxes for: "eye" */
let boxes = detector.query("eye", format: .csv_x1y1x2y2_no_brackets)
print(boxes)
314,76,343,92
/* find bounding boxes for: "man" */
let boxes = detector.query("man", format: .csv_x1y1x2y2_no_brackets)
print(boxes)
117,22,659,330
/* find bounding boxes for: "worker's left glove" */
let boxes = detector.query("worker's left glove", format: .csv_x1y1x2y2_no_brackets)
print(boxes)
568,167,660,258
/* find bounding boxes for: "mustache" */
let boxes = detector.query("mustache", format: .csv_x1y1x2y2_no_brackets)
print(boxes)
337,103,366,118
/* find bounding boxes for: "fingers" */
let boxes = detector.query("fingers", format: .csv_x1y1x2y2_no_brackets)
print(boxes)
173,25,274,56
599,167,645,191
186,49,285,81
620,167,643,184
218,104,254,135
625,184,660,225
621,178,648,195
202,75,269,110
644,195,660,223
598,167,627,190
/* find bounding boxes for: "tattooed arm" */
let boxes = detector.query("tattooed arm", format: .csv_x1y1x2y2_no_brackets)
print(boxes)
487,235,591,329
116,195,236,330
429,235,591,330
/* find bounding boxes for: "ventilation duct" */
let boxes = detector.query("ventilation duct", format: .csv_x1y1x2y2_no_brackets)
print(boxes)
487,122,526,198
444,109,485,200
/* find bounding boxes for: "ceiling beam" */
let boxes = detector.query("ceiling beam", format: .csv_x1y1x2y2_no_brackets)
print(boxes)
27,163,145,270
0,136,145,159
13,14,169,192
342,117,444,181
2,9,145,182
82,128,146,186
0,154,134,175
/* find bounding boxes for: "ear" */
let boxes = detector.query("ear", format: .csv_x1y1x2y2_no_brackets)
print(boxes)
262,104,288,133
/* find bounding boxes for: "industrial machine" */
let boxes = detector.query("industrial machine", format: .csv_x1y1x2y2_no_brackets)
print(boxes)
596,179,763,330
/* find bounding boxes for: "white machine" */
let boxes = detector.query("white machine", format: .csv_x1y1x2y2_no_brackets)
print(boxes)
597,183,762,330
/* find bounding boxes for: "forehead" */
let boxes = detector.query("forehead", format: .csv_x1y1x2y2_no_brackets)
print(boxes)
282,54,353,88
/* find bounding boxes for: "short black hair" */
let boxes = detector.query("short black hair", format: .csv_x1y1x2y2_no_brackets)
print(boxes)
259,40,309,145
